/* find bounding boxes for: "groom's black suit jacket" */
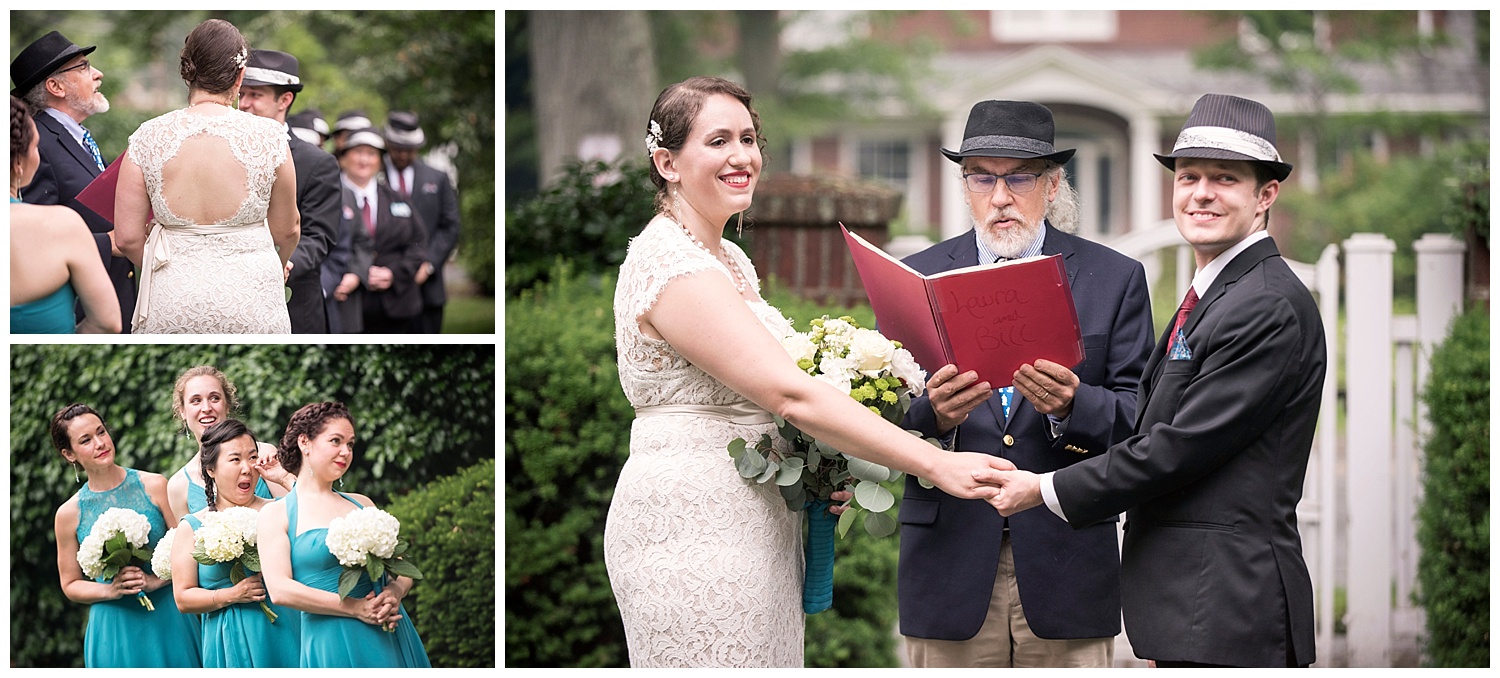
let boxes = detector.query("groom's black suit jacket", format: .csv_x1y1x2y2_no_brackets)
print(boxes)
26,110,137,331
897,224,1154,641
286,132,340,333
1053,237,1324,666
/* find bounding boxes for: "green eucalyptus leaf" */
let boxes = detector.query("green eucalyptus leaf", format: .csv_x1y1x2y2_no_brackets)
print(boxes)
846,456,890,483
754,461,777,485
775,459,806,487
918,477,935,490
854,480,895,513
836,507,859,538
815,439,844,459
734,448,768,479
864,510,898,538
727,437,747,459
779,483,806,509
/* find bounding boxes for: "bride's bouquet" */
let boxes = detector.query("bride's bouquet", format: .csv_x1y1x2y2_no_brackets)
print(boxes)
727,315,934,613
192,506,277,623
78,507,158,610
325,507,424,630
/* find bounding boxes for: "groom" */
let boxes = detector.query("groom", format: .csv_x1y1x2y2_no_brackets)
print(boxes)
11,30,137,331
238,49,339,333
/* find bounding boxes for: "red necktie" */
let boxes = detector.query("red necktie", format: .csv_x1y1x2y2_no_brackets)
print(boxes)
1168,288,1199,354
398,171,409,199
361,197,375,238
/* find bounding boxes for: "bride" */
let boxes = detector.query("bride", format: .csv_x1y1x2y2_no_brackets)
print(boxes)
605,76,1013,667
115,18,299,334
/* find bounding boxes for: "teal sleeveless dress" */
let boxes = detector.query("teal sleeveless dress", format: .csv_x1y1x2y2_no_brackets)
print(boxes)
286,489,431,667
10,195,79,334
184,469,273,513
182,512,300,667
75,468,202,667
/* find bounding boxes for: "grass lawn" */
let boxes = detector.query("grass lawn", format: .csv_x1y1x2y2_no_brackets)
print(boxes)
443,294,496,334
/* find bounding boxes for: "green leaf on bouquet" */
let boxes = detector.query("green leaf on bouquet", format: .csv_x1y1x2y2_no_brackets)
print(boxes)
105,533,128,553
779,482,806,509
918,477,935,489
846,457,890,483
880,402,903,425
385,557,424,580
131,548,153,563
775,459,805,487
853,480,895,513
191,544,217,567
864,510,898,538
369,556,386,582
886,466,903,483
241,549,261,573
337,567,363,599
393,539,409,557
101,565,121,581
754,460,778,484
734,447,768,479
230,560,247,584
815,439,844,459
103,548,132,566
727,437,747,460
836,507,860,538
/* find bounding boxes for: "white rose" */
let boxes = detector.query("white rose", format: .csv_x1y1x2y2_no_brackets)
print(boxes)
780,333,817,366
848,328,895,377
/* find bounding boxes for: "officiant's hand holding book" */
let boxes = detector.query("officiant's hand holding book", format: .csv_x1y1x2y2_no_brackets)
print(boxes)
841,224,1084,387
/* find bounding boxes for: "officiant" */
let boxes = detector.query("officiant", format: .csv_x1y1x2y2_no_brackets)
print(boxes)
12,30,137,331
895,100,1154,667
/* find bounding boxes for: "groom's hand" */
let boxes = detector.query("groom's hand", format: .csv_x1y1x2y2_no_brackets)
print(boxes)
971,468,1044,517
283,260,294,282
927,365,992,434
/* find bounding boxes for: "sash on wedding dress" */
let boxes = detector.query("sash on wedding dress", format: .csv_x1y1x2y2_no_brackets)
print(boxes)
132,219,264,327
634,400,774,426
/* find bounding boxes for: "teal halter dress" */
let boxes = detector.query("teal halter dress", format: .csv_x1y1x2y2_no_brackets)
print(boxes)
75,468,201,667
182,512,300,667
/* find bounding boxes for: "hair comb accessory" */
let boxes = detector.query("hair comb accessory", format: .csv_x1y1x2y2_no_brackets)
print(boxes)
645,119,663,156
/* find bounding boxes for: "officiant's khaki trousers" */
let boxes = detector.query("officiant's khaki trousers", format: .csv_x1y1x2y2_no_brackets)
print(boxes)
903,533,1114,668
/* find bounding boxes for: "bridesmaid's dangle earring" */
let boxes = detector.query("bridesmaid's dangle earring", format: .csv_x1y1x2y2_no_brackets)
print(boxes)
71,461,80,483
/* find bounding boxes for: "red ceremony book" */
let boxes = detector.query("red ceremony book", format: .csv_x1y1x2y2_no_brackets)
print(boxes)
75,157,153,226
841,224,1084,388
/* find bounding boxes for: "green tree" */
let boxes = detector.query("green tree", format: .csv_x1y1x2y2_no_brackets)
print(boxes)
10,344,494,668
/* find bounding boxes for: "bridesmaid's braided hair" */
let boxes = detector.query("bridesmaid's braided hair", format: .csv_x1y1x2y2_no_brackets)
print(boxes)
179,19,249,95
11,95,35,167
199,419,257,512
277,402,354,477
645,76,766,215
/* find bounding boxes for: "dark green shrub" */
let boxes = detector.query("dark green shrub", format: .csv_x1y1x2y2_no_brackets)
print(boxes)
504,263,902,667
386,458,496,667
504,158,657,297
1416,309,1489,667
10,344,493,668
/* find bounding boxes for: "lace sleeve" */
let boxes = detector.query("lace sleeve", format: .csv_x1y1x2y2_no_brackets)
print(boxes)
615,217,722,326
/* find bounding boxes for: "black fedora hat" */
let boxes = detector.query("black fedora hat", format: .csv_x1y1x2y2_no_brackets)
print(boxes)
941,100,1075,165
11,31,96,98
383,111,425,148
242,49,303,92
1155,93,1292,181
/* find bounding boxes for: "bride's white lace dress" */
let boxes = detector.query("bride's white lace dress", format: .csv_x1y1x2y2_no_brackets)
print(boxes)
605,215,804,667
127,107,291,333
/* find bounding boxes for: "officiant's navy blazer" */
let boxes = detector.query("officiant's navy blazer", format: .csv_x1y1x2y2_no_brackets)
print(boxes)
1051,237,1322,666
26,110,137,331
897,223,1153,641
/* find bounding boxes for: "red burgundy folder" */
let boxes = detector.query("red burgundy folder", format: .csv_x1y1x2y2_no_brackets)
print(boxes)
841,224,1084,388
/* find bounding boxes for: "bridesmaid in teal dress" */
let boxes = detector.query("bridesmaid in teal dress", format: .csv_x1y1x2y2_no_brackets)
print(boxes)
50,403,200,667
258,402,431,667
170,419,299,667
164,365,294,520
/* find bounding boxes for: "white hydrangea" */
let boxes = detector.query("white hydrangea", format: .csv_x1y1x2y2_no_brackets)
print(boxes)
151,528,177,581
194,506,261,563
77,508,152,579
325,508,402,569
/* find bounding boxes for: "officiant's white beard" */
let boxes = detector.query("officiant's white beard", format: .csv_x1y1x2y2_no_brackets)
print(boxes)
64,84,109,117
968,195,1045,259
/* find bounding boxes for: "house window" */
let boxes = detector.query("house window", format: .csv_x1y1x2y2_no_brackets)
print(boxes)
991,10,1117,43
856,139,911,188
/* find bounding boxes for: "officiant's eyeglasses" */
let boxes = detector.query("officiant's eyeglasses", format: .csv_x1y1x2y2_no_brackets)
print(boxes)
55,59,93,76
962,172,1042,194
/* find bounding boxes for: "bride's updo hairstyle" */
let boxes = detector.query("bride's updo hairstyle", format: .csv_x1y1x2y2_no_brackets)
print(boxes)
179,19,249,95
276,401,355,477
645,76,765,214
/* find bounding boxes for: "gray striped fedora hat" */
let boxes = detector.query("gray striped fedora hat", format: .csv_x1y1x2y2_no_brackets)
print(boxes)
1156,93,1292,181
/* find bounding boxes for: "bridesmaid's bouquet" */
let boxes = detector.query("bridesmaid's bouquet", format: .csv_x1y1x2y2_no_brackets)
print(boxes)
727,316,934,613
325,507,424,630
78,507,158,610
192,506,277,623
150,527,177,582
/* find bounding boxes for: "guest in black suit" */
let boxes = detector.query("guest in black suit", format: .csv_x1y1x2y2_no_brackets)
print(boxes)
288,108,329,148
384,111,461,333
237,49,339,334
11,30,136,331
897,101,1154,668
322,185,373,334
336,129,427,333
984,94,1325,668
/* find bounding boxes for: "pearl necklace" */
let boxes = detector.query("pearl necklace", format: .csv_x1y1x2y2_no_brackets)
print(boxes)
677,219,749,293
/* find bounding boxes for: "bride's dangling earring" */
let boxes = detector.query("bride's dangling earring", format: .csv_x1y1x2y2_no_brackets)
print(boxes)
671,188,683,226
736,211,744,238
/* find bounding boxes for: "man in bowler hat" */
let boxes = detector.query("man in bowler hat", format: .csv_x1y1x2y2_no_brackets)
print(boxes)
384,111,462,333
238,48,340,333
897,100,1154,667
983,94,1324,667
11,30,137,331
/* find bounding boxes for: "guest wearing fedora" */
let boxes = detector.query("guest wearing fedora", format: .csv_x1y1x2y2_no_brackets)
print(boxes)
288,109,329,147
331,110,371,153
982,94,1324,667
896,100,1154,667
238,48,339,334
11,30,137,332
336,129,428,333
384,111,461,333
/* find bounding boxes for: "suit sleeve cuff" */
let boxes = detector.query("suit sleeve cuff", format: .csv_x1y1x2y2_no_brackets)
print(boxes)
1040,472,1068,522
